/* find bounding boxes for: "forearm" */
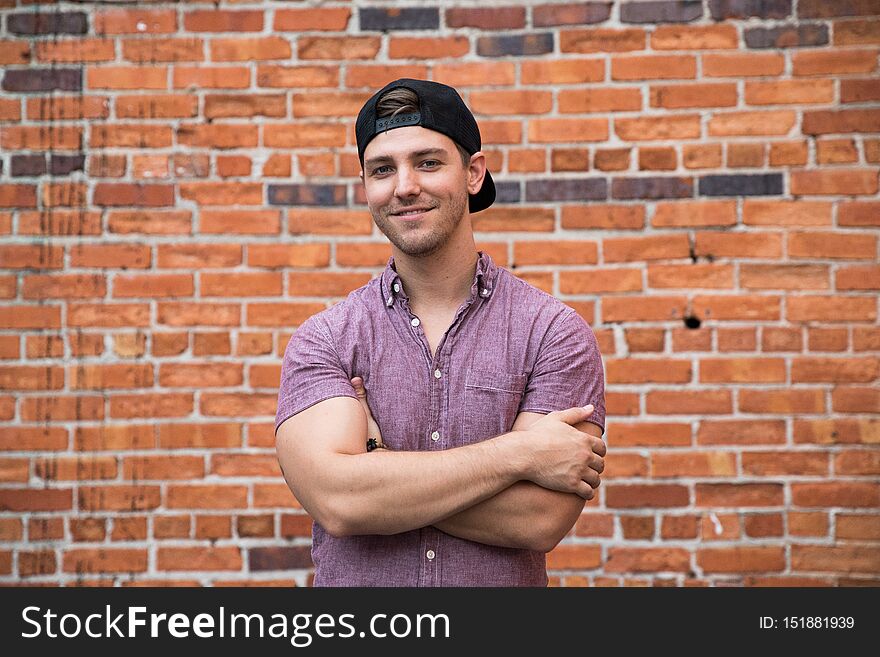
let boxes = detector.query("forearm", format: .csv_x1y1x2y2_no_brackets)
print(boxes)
278,430,528,537
433,481,585,552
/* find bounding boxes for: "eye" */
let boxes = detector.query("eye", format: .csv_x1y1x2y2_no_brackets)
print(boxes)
420,159,441,168
371,165,392,176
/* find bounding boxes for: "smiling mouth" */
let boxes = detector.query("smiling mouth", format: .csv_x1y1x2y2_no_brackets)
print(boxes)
391,207,434,218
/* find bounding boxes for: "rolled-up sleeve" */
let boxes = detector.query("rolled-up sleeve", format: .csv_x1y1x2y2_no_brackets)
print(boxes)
518,310,606,433
274,315,357,436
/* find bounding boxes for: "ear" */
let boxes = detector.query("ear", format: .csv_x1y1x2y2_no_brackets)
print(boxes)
466,151,487,196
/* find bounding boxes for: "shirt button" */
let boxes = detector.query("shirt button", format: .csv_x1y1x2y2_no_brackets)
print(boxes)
393,283,400,293
411,317,420,327
386,296,393,305
434,369,441,379
431,431,440,441
481,288,490,296
426,550,435,560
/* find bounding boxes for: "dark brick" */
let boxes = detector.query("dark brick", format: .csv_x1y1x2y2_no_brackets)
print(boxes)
612,176,694,200
525,178,607,202
709,0,792,20
11,155,47,177
249,546,312,571
2,69,82,93
359,8,439,31
446,7,525,29
50,154,86,176
477,33,554,57
745,24,828,48
268,184,347,206
799,0,880,18
699,173,783,197
621,1,703,23
7,12,87,35
533,2,612,27
494,181,521,203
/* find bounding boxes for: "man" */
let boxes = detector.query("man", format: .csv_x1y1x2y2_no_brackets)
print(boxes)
275,78,606,586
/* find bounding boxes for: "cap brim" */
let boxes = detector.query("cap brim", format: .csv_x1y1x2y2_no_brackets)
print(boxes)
468,169,496,214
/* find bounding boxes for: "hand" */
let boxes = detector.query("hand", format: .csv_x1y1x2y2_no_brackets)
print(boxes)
351,376,385,449
517,405,605,500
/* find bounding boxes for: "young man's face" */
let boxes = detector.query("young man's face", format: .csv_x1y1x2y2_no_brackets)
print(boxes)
361,126,485,258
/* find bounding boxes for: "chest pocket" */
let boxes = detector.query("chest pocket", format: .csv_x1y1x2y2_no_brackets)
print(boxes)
461,368,528,445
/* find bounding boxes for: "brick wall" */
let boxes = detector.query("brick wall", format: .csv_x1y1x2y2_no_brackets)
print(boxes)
1,0,878,586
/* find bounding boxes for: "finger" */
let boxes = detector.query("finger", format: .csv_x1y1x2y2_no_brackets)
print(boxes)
351,377,367,399
581,469,600,489
576,482,595,500
551,404,595,426
591,437,607,458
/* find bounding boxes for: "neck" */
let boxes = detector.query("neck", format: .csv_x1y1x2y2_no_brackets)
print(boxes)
392,240,479,312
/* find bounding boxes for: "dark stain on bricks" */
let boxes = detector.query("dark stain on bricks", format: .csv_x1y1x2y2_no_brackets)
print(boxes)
50,154,86,176
525,178,607,202
709,0,792,20
477,33,554,57
2,69,83,93
620,1,703,23
798,0,878,19
7,12,88,35
494,181,521,203
699,173,784,196
744,24,828,48
359,7,439,31
249,546,313,571
11,155,47,177
533,2,612,27
611,177,694,200
268,184,347,206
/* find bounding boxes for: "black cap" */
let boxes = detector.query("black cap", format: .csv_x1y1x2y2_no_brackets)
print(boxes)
356,78,496,214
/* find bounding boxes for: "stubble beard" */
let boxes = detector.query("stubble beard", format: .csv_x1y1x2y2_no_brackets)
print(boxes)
372,189,468,259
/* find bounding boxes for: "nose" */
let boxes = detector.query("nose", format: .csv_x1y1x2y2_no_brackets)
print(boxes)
394,165,420,200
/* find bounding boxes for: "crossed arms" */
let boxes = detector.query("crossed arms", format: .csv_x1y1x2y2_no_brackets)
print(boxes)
275,392,605,553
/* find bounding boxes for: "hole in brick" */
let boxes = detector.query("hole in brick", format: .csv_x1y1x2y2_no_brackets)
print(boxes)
683,315,701,330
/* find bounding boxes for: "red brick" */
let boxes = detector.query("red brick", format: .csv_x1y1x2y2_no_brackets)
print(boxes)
652,451,736,477
528,118,608,142
833,386,880,413
78,486,160,511
703,53,785,77
606,484,689,508
387,37,466,60
794,419,879,445
792,545,880,574
745,514,784,538
696,483,784,507
709,110,796,136
122,38,203,63
698,547,785,573
835,265,880,290
184,10,262,32
651,83,737,109
615,115,700,141
512,241,598,265
606,358,692,384
347,65,432,89
606,423,691,448
95,9,176,34
837,514,880,540
792,357,879,382
792,169,879,196
743,200,831,226
651,25,738,50
700,358,785,383
35,39,115,63
606,548,690,572
793,49,879,75
611,55,697,80
562,205,644,230
157,547,242,571
695,232,783,258
697,419,787,445
741,264,829,290
742,451,828,476
174,66,250,89
683,144,723,169
789,511,829,538
546,545,602,569
521,59,603,85
792,482,880,508
648,264,734,289
745,79,835,105
274,8,351,31
64,549,147,574
789,297,876,323
835,449,880,475
560,28,645,53
817,138,860,164
789,231,876,259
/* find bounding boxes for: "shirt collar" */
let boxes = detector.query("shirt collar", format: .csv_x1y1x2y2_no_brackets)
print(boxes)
382,250,497,308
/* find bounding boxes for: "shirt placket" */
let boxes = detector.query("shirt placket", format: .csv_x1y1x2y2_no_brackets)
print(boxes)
393,277,487,587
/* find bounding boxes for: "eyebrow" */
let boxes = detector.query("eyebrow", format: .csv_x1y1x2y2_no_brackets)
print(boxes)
364,148,450,169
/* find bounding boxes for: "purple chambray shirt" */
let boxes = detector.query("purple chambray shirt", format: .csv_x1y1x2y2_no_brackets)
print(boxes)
275,250,605,587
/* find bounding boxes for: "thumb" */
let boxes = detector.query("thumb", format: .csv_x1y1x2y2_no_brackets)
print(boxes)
552,404,595,426
351,377,367,399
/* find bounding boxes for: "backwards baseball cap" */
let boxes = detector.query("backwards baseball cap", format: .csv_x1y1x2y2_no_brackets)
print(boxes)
355,78,496,214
